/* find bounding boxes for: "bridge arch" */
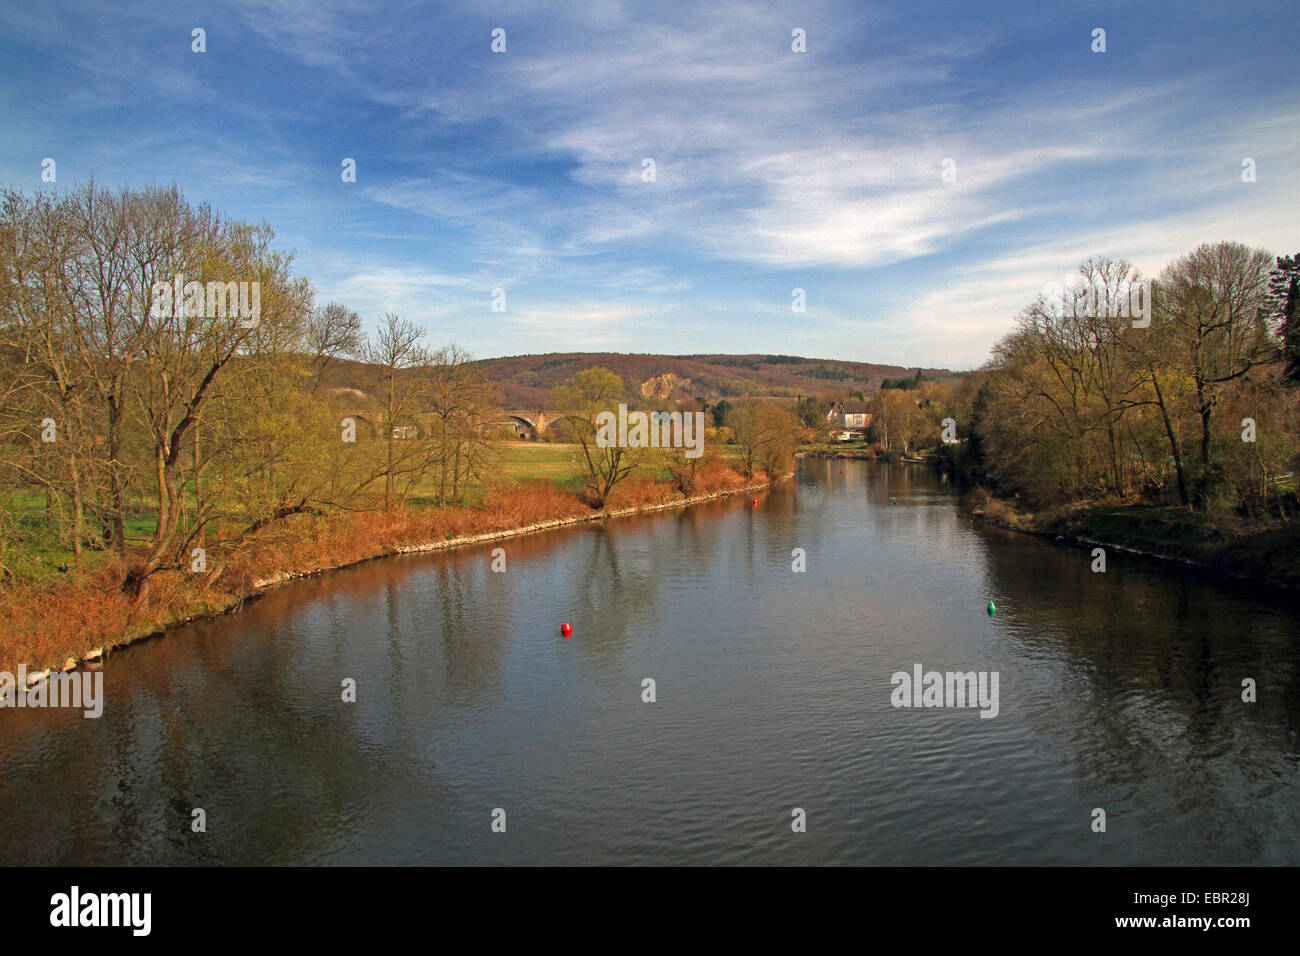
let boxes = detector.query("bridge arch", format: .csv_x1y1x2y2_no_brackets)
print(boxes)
504,415,539,439
501,410,559,440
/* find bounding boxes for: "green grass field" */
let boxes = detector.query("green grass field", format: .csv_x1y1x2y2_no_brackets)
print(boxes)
2,439,749,581
494,441,589,488
491,440,713,488
500,440,747,472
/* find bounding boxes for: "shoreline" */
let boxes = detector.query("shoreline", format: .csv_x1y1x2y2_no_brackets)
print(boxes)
20,451,1293,683
249,475,784,589
969,504,1300,594
797,448,932,464
809,451,1299,594
42,474,786,675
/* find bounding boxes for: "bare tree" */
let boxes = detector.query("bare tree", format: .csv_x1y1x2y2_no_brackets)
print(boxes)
0,188,103,561
360,313,434,509
128,216,312,598
727,400,798,478
306,301,363,390
1157,241,1275,506
426,344,498,506
551,366,640,506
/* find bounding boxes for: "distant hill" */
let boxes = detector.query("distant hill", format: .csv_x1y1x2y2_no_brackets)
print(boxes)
469,353,965,408
314,352,966,409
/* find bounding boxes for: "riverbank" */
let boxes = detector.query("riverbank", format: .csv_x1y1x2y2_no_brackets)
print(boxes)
799,444,932,463
0,463,785,676
800,447,877,460
972,495,1300,592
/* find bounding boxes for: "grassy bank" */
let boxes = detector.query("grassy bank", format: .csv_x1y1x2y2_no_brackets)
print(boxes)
973,495,1300,591
0,447,774,675
800,442,878,460
799,441,939,463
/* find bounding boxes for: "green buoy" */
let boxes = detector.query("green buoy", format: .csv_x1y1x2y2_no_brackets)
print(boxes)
890,497,897,505
987,601,996,617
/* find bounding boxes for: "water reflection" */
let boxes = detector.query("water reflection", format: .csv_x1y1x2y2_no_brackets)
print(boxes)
0,462,1296,865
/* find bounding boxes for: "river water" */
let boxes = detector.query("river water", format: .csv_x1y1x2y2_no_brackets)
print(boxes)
1,460,1297,865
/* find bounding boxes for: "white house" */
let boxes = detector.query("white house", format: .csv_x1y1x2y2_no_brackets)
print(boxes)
826,400,872,441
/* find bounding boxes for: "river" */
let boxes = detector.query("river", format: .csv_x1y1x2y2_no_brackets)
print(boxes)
1,460,1297,865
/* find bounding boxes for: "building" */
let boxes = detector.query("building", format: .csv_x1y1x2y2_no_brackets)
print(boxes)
826,400,872,441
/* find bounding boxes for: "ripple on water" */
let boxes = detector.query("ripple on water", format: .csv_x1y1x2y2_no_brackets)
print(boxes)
1,462,1298,865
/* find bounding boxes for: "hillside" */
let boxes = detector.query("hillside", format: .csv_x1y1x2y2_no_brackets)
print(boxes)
466,353,966,408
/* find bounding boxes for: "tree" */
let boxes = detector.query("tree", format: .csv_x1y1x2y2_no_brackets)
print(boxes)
727,400,798,478
1283,277,1300,385
795,393,830,428
1156,241,1274,507
360,313,434,510
306,301,363,390
969,242,1297,515
551,366,640,507
1121,285,1193,506
125,211,314,600
70,182,211,555
1,182,340,600
870,388,928,455
658,446,708,495
426,344,498,506
710,399,733,429
1267,254,1300,385
879,373,922,391
0,189,101,561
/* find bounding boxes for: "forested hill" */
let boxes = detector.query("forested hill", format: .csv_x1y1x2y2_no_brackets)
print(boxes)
462,353,966,407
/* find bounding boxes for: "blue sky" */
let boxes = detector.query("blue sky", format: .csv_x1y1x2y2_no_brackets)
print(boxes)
1,0,1296,369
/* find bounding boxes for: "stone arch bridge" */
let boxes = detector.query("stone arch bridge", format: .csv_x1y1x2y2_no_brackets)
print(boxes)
500,410,561,439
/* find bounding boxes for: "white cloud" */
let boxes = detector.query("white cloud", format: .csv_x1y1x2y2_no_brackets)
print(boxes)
897,192,1300,369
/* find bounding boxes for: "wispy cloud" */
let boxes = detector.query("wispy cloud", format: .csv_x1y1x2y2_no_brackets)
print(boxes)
1,0,1295,367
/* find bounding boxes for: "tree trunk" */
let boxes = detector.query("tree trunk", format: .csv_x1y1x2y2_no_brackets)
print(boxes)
69,452,84,563
106,398,127,553
1150,372,1189,507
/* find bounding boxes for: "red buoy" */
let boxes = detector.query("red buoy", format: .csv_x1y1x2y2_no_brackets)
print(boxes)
561,623,572,637
752,498,758,505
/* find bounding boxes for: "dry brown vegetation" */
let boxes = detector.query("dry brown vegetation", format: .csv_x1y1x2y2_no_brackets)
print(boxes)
968,247,1300,516
0,465,765,674
0,181,789,675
